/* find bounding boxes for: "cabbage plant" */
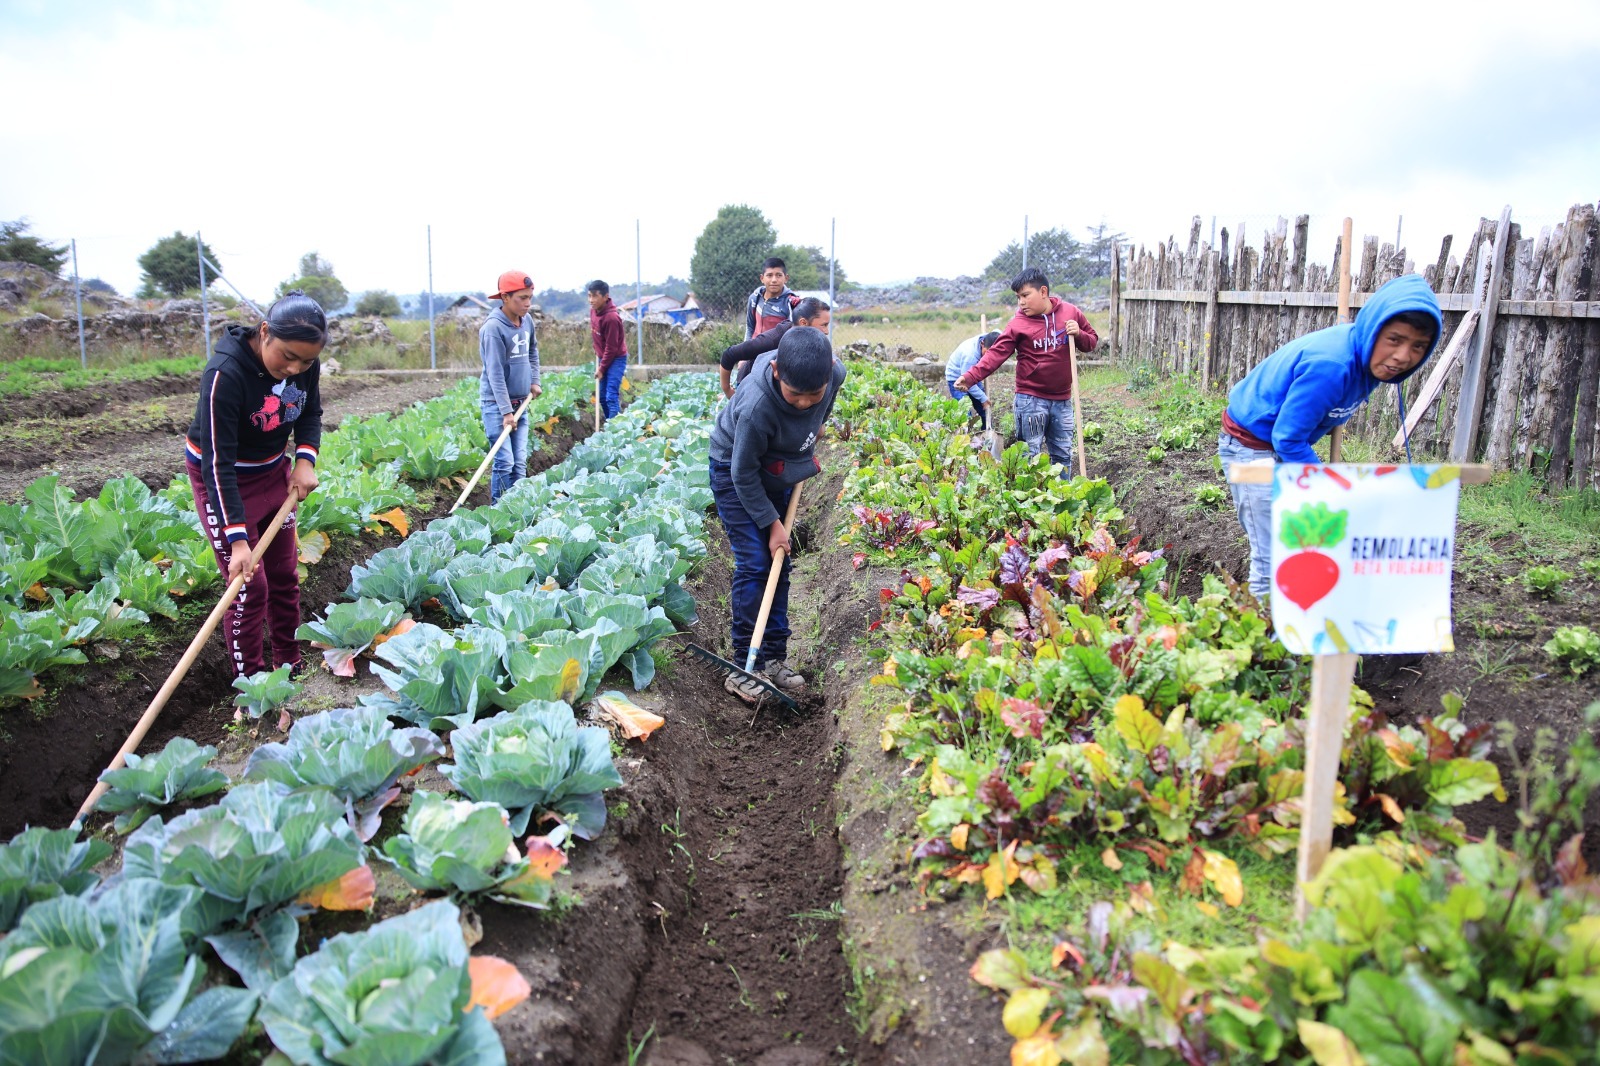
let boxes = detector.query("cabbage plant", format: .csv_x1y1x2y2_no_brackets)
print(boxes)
0,826,110,932
381,790,567,908
258,900,511,1066
243,704,444,840
94,736,228,833
442,701,622,838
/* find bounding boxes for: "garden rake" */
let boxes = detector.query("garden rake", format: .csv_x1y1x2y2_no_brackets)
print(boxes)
686,481,803,713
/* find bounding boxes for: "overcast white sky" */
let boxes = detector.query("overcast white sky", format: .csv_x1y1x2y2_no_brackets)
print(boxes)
2,0,1597,302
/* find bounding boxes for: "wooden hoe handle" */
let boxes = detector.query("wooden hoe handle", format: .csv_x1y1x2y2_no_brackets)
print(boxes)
451,394,533,514
744,482,804,674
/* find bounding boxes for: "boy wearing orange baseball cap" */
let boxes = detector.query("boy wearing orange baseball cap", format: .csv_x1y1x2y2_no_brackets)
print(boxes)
478,270,542,502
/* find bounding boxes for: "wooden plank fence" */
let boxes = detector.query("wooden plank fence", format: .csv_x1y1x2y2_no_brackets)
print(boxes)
1110,204,1600,490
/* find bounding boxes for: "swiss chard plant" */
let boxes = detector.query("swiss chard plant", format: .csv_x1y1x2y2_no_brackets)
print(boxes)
94,736,228,833
242,704,444,840
442,700,623,838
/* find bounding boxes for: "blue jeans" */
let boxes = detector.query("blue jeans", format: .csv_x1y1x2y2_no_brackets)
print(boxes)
599,358,627,419
1218,431,1274,602
709,458,791,668
480,399,529,503
1015,393,1075,476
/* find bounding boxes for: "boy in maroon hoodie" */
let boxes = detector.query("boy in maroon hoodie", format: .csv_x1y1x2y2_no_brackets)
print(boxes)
586,279,629,420
953,267,1097,476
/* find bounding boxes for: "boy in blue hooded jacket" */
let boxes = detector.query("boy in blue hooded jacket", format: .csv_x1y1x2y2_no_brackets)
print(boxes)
1219,273,1442,602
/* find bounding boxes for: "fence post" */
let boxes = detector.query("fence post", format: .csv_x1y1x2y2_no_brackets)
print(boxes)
828,217,836,342
1451,205,1513,463
635,219,644,367
426,225,436,371
1110,239,1121,359
1021,215,1029,273
70,238,87,369
1330,217,1354,462
196,232,210,354
201,257,264,320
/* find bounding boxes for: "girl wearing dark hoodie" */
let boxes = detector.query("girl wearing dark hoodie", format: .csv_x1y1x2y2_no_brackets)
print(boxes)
184,292,325,677
1219,272,1442,602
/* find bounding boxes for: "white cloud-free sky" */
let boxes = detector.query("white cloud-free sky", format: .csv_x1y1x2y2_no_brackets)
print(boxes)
2,0,1597,302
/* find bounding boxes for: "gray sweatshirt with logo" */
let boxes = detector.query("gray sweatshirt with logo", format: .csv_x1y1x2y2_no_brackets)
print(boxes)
708,351,847,527
478,309,539,416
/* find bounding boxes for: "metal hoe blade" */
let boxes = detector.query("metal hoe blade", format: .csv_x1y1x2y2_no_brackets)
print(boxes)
685,643,798,711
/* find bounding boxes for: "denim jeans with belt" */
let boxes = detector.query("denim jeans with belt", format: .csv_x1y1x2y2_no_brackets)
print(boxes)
479,399,529,503
1218,431,1275,602
709,458,792,668
1014,393,1075,476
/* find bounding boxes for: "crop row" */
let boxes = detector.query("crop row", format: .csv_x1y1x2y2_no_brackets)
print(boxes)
0,371,723,1064
831,362,1599,1063
0,369,594,703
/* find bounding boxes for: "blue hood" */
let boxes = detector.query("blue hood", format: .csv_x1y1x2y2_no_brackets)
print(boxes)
1225,273,1442,464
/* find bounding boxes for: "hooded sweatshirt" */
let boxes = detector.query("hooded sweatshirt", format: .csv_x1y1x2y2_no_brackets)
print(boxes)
962,296,1099,400
708,350,848,527
185,324,322,544
1225,273,1443,464
744,285,800,340
478,308,538,416
589,298,628,373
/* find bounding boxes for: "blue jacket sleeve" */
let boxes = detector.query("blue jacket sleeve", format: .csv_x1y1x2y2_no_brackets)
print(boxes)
1270,362,1346,464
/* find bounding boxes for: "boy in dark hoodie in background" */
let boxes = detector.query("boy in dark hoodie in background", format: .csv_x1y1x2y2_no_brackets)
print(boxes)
587,279,628,420
707,326,847,704
1220,272,1442,602
952,267,1097,475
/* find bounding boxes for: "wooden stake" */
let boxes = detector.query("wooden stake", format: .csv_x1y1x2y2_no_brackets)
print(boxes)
1295,652,1359,920
1069,334,1088,478
451,394,533,514
1330,218,1354,462
71,492,301,830
1451,206,1513,463
1392,308,1481,451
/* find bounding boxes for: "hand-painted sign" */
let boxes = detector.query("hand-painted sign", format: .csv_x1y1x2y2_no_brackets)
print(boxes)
1271,463,1461,655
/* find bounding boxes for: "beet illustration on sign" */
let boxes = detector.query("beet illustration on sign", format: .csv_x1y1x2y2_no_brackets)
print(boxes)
1276,502,1348,610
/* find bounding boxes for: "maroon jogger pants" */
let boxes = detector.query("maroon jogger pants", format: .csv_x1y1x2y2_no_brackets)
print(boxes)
187,459,302,678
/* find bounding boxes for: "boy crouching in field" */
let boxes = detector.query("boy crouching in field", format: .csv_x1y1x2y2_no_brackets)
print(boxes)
952,267,1097,475
1220,273,1441,603
707,327,847,704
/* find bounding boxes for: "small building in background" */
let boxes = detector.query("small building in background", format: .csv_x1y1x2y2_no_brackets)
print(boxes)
443,293,493,319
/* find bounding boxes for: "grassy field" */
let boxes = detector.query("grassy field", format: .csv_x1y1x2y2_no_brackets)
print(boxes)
830,304,1113,358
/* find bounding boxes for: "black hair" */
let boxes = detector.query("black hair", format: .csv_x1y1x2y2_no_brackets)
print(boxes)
1384,310,1438,345
264,291,328,345
979,330,1001,348
794,297,830,322
586,279,610,297
774,326,833,392
1011,267,1050,294
761,257,787,272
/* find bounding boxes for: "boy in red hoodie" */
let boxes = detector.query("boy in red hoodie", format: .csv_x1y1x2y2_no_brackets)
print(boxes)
586,279,629,420
953,267,1097,476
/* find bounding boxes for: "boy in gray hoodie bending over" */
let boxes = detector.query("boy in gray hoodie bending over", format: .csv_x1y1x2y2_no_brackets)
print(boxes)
478,269,542,503
707,326,847,703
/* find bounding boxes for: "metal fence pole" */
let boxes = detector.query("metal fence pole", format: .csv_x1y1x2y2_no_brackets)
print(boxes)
426,225,436,370
828,216,836,342
70,238,86,369
200,257,264,318
196,232,210,354
1022,215,1029,272
635,219,643,366
1396,215,1403,251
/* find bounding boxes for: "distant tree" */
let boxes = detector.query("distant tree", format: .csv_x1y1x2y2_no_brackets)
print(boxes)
355,289,402,317
82,277,118,295
768,244,846,293
983,227,1087,286
138,231,219,298
1083,221,1126,279
690,205,777,317
277,251,348,312
0,219,69,275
